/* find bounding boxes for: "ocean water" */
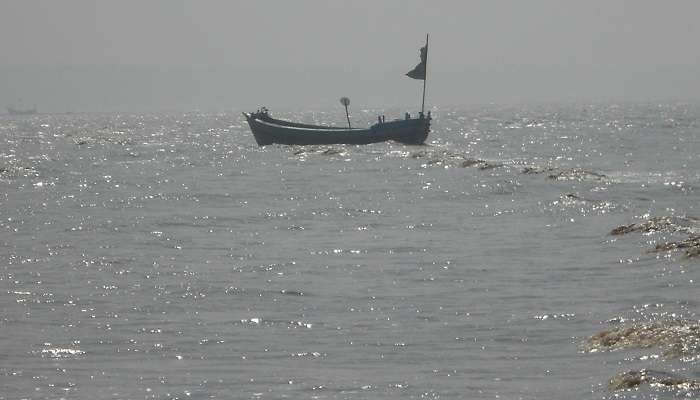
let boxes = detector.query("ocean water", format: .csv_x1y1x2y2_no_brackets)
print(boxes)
1,103,698,399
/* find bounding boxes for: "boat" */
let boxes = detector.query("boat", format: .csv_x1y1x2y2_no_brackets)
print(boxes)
245,108,431,146
245,35,432,146
7,106,37,116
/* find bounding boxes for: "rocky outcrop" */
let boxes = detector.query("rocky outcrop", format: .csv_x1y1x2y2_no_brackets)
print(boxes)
609,369,700,391
581,319,700,360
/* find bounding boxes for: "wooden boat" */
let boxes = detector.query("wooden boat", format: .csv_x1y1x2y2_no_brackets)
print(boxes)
244,108,430,146
245,35,433,146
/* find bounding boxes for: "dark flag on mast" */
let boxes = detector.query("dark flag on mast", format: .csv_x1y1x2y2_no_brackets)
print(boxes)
406,44,427,80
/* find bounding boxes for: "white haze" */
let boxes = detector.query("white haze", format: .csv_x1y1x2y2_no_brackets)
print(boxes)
1,0,699,112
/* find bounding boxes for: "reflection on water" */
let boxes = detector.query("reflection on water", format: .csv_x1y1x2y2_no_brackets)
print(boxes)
0,103,698,399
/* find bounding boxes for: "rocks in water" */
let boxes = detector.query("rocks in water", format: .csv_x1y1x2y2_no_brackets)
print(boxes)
409,149,503,170
609,369,646,390
461,158,503,170
520,165,609,183
687,245,700,258
547,168,607,182
321,148,344,156
410,149,466,165
583,318,700,394
609,369,700,392
521,165,555,175
610,216,700,257
581,319,700,360
610,216,700,236
651,236,700,258
409,149,452,161
292,146,346,157
611,216,676,235
409,149,433,159
610,224,639,235
550,192,618,214
460,158,481,167
561,192,589,203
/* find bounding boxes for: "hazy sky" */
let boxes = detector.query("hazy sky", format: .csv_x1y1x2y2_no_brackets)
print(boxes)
2,1,700,111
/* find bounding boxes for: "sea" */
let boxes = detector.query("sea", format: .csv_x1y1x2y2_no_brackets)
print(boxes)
1,103,698,399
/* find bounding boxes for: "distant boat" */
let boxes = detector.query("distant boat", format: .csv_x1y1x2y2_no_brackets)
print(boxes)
245,35,432,146
6,106,37,116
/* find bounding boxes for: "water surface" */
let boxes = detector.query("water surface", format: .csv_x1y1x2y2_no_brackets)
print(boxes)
1,103,698,399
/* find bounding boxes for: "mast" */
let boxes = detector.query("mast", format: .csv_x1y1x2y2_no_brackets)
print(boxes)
421,33,429,115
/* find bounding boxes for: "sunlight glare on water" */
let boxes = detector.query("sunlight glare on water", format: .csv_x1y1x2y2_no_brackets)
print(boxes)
0,103,698,399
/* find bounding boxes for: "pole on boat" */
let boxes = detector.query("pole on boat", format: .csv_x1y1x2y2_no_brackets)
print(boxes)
421,33,429,115
340,97,351,129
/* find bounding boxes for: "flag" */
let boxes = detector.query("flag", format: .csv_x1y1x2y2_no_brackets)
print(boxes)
406,44,427,80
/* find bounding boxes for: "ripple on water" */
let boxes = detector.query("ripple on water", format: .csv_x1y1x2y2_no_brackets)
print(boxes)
1,106,699,399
